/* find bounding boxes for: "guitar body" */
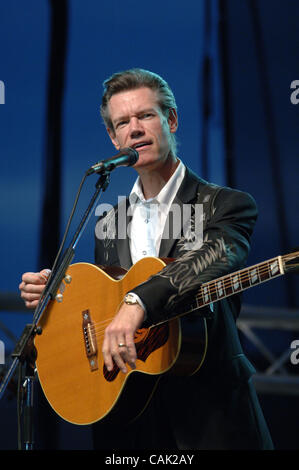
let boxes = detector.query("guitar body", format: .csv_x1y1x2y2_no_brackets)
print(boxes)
34,257,207,425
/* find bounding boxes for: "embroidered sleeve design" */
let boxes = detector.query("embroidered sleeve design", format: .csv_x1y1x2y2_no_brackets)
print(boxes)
153,235,233,310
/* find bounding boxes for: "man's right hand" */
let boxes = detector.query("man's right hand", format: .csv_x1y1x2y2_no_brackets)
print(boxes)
19,269,51,309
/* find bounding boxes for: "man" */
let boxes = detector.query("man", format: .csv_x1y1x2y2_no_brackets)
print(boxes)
19,68,273,450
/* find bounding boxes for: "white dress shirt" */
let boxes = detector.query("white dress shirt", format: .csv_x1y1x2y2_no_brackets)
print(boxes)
128,160,186,264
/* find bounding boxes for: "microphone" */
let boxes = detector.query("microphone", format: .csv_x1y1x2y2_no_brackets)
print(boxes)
87,148,139,175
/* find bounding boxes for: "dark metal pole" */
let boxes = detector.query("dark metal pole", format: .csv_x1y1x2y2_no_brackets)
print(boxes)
37,0,68,449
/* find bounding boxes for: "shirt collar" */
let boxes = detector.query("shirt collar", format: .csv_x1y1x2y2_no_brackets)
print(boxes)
129,160,185,207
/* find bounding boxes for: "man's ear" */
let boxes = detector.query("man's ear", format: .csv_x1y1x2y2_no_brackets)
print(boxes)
168,108,178,134
107,127,120,150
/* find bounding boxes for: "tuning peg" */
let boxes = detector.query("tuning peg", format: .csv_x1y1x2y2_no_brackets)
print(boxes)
55,293,63,303
64,274,72,284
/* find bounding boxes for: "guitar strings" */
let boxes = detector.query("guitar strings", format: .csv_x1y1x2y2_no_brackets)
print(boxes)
194,259,279,303
58,259,281,336
51,258,290,337
90,261,278,337
43,258,293,355
38,256,297,366
59,254,295,338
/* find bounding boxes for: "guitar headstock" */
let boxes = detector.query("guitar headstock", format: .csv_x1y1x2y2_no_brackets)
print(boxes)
282,249,299,273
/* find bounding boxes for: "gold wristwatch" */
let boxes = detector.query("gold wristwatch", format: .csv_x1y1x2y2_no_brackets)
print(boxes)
124,293,141,305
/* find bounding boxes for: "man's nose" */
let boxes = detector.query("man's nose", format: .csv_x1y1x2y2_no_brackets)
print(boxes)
129,117,144,137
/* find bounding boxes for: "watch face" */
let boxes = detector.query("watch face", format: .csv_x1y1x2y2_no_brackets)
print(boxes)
125,294,137,304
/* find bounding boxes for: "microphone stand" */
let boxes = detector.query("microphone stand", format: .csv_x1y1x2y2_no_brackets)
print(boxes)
0,171,111,450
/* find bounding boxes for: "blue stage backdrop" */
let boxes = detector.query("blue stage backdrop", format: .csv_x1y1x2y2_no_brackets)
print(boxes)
0,0,298,450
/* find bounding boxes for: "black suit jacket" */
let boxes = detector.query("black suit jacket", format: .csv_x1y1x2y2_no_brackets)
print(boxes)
93,167,273,450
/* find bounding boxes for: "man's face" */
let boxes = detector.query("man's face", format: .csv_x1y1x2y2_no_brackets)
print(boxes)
106,87,178,171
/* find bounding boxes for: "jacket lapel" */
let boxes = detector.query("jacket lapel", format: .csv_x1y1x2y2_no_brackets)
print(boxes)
159,168,208,257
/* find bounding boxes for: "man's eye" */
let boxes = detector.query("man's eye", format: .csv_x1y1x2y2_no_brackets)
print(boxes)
140,113,153,119
116,120,127,128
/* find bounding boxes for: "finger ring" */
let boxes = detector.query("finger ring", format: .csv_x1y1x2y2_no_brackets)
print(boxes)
118,343,126,348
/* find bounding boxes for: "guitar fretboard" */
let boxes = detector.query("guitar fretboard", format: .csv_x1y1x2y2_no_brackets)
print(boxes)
195,256,284,308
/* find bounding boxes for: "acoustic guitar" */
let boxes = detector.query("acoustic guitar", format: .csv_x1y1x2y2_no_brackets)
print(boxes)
34,251,298,425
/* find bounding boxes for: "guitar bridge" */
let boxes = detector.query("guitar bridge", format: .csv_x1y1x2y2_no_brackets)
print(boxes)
82,309,98,372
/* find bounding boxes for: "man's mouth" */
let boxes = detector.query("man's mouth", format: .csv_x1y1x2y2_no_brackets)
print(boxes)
132,141,152,151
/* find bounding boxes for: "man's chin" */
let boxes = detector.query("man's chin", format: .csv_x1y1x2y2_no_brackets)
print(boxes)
134,160,166,176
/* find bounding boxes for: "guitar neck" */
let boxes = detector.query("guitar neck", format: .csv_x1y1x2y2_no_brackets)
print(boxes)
195,255,285,308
